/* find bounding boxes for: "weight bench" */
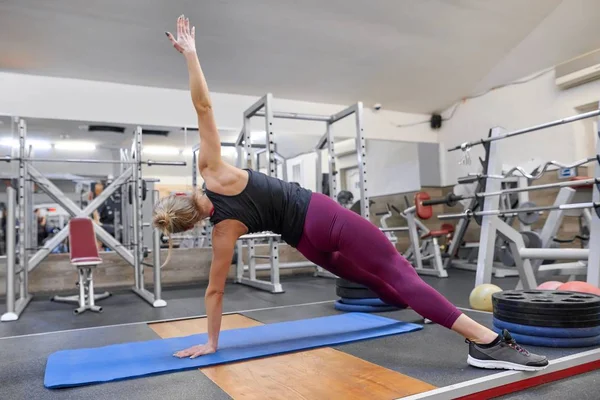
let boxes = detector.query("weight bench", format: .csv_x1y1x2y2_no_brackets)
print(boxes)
51,217,111,314
403,192,454,278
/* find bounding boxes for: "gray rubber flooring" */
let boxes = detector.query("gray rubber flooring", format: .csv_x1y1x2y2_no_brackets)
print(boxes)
0,324,231,400
0,274,339,338
244,305,587,389
1,268,597,399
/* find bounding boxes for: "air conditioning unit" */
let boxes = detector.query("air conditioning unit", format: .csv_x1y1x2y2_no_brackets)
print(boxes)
555,49,600,90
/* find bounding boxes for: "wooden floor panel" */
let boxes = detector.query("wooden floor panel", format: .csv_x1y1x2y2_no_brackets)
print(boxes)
149,315,435,399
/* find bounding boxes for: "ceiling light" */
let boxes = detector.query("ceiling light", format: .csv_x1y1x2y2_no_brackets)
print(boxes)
142,146,180,155
0,138,52,150
54,141,96,151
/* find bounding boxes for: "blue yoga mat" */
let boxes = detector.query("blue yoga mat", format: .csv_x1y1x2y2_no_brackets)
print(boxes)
45,313,422,389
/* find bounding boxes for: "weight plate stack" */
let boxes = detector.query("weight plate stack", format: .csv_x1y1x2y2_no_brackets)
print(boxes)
334,278,403,312
492,290,600,347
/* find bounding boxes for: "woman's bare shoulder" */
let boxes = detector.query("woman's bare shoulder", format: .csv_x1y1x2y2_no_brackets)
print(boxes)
202,163,248,196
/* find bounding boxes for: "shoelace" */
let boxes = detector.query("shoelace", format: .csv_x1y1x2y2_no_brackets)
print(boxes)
506,339,529,356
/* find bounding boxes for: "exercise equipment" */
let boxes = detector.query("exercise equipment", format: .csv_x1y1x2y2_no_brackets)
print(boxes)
127,180,148,203
336,286,378,299
443,108,600,290
490,328,600,348
376,203,400,243
44,313,423,389
493,290,600,311
492,317,600,338
334,300,399,313
439,201,599,223
403,192,452,278
50,218,111,314
339,297,388,306
469,283,502,312
493,313,600,328
425,175,599,209
336,190,354,208
493,290,600,329
1,121,182,322
516,202,540,225
557,281,600,296
449,110,600,153
537,281,563,290
336,278,368,289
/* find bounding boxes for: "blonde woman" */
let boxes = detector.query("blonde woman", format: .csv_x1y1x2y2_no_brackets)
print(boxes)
154,15,547,372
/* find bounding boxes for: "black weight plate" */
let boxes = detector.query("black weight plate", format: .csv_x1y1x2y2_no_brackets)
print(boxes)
336,286,378,299
494,302,600,317
336,278,368,290
493,312,600,328
493,308,600,323
493,290,600,310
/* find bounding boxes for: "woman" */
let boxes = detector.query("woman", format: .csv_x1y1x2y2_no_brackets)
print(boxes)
154,15,547,371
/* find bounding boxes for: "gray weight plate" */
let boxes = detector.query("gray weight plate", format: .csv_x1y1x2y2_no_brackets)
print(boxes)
498,244,515,267
521,230,543,248
517,202,540,225
336,286,379,299
336,278,367,289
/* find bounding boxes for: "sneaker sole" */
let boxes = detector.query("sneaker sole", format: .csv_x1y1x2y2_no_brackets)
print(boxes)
467,355,548,372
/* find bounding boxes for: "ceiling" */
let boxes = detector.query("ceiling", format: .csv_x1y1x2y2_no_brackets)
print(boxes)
6,0,596,114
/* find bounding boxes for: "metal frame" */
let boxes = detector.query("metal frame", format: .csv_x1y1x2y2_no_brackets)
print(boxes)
588,103,600,286
229,94,366,292
401,206,447,278
175,95,369,293
445,107,600,288
2,120,181,321
1,187,32,321
448,109,600,152
316,103,368,218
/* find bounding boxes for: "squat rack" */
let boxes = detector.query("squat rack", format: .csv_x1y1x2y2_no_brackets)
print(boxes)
233,94,365,292
1,120,186,321
442,107,600,288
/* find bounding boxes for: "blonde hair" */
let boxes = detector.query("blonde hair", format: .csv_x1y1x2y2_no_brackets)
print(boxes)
152,192,203,269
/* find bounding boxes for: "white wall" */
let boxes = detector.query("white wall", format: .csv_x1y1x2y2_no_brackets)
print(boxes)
0,72,439,144
439,70,600,186
365,139,421,196
286,152,318,191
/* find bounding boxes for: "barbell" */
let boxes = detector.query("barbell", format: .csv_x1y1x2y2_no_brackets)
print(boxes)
447,109,600,152
422,177,599,208
1,155,186,167
438,201,600,221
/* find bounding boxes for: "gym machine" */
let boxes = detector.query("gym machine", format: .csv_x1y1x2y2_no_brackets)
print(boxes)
400,194,450,278
437,108,600,289
1,121,186,321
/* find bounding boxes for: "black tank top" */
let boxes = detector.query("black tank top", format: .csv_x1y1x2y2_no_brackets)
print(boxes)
205,169,312,247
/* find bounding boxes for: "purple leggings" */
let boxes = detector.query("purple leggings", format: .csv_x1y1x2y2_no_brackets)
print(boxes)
297,193,462,329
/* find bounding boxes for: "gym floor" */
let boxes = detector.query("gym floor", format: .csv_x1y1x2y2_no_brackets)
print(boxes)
1,269,598,400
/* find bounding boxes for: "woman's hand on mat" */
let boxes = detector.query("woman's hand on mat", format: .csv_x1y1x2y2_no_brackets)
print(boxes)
173,343,217,359
165,14,196,55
